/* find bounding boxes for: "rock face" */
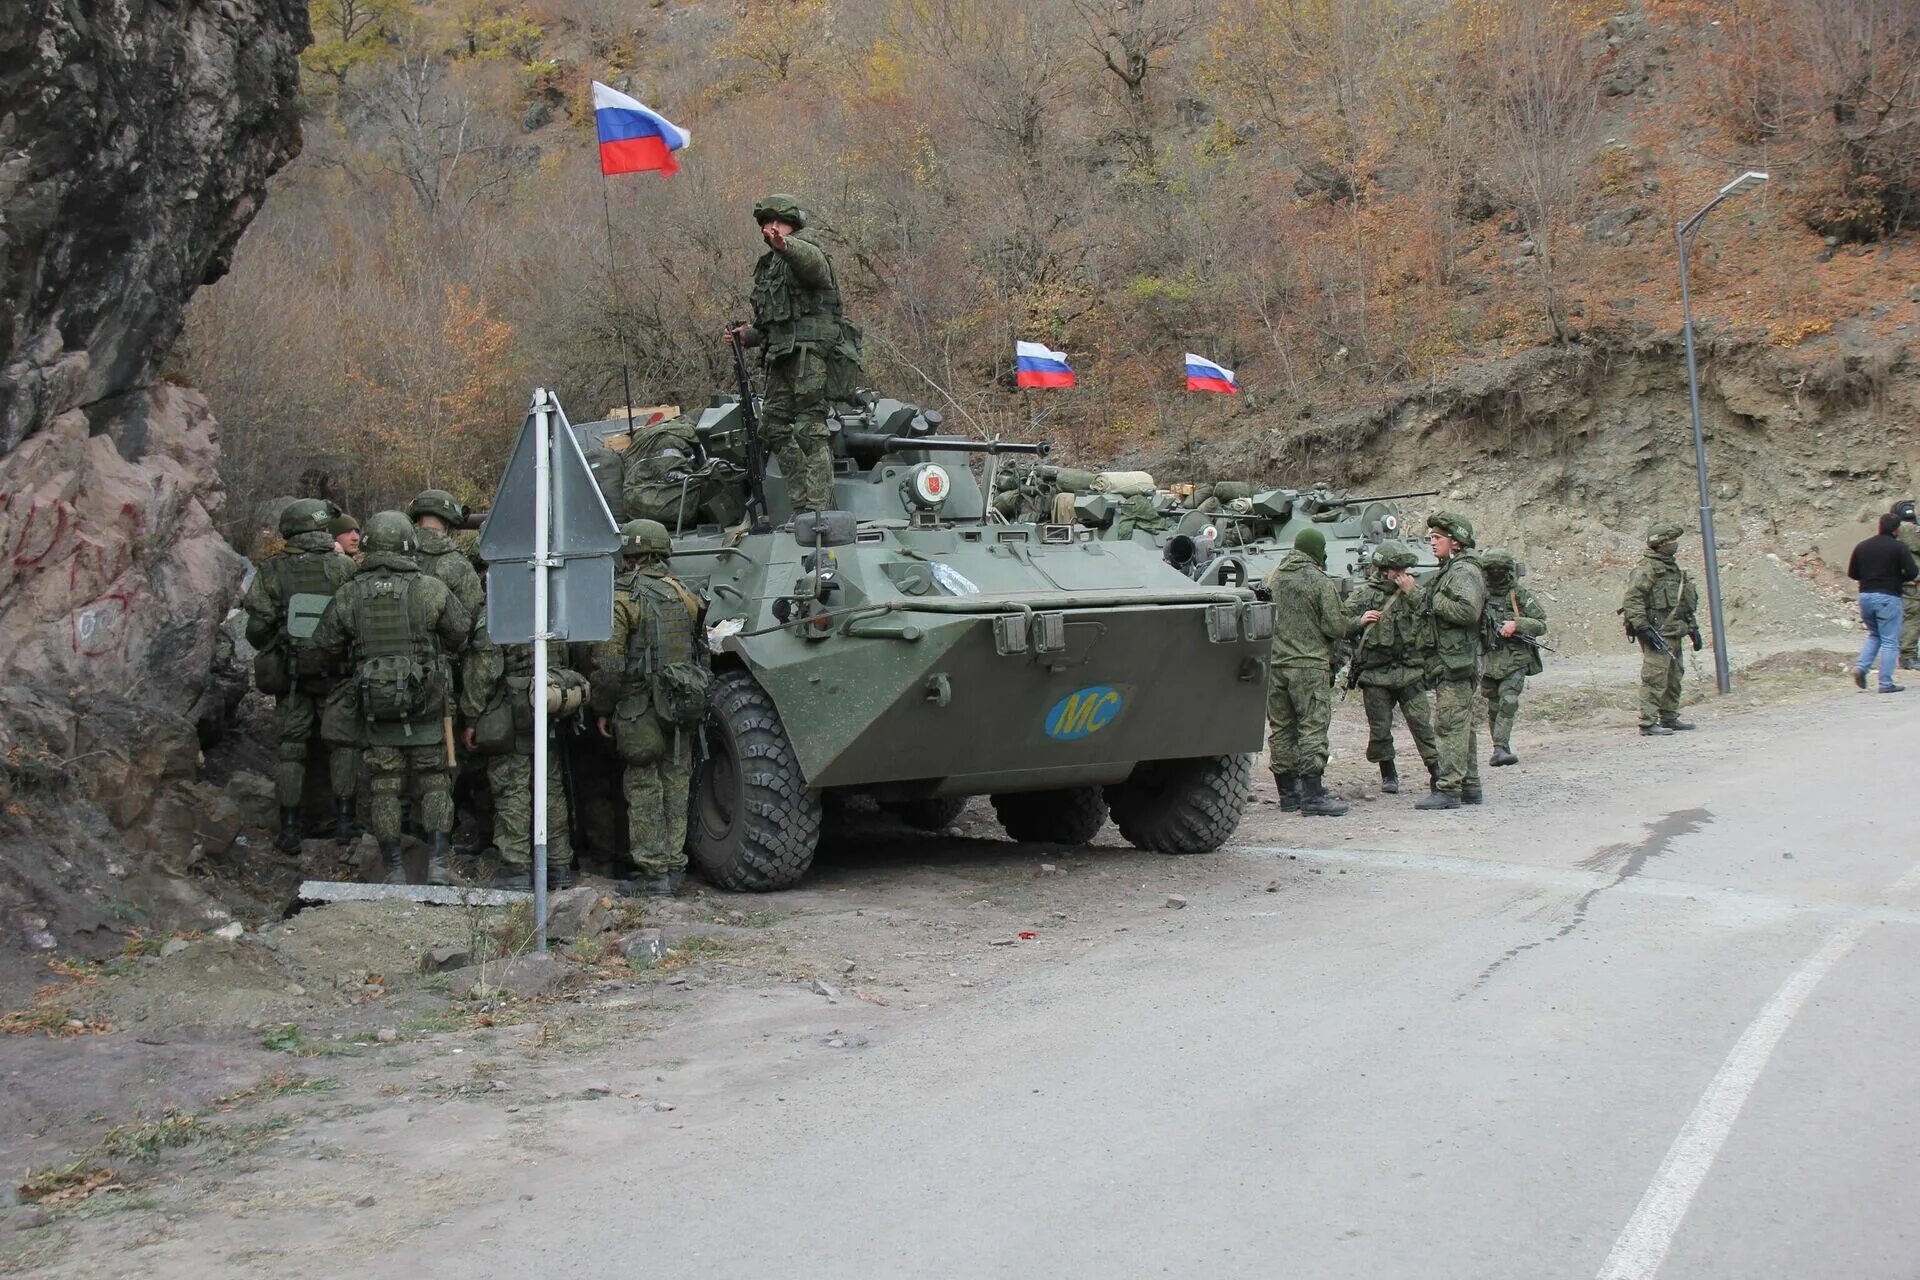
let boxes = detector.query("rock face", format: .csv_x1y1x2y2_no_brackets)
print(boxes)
0,0,309,450
0,0,308,959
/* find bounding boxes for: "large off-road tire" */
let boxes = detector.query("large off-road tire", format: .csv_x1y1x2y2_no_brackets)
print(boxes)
991,787,1109,845
1105,754,1252,855
885,796,968,832
689,671,822,891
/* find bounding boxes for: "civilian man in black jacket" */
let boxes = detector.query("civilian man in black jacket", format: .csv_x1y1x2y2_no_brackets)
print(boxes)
1847,512,1920,693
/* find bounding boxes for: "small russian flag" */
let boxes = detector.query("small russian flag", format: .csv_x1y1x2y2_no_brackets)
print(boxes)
1015,340,1076,389
593,81,690,177
1185,353,1238,395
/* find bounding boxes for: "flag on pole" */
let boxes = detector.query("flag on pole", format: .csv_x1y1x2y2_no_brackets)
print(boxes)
1184,353,1239,395
1015,341,1076,389
592,81,690,176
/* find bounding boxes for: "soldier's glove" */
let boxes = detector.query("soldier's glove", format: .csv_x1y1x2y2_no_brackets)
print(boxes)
1251,585,1272,603
1689,629,1703,651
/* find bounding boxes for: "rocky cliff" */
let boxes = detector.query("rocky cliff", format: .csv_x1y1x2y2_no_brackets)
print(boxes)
0,0,308,961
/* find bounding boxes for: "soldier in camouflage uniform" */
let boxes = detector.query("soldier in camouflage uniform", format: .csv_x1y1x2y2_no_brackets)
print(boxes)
1894,501,1920,669
1413,512,1488,810
728,194,848,515
242,499,359,852
307,512,470,884
1621,521,1701,736
591,520,712,896
1264,527,1375,817
329,512,361,559
1343,540,1438,795
461,608,588,891
405,490,486,616
1478,549,1548,767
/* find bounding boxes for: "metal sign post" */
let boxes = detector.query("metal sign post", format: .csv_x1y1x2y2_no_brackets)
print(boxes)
481,388,621,950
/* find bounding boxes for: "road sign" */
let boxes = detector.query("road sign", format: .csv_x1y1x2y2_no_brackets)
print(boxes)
477,387,623,949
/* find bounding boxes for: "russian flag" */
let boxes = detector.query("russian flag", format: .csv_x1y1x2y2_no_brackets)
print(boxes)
1185,353,1238,395
1015,340,1076,389
593,81,690,177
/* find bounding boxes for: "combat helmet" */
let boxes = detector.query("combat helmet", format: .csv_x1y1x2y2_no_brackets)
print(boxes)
362,511,419,556
279,498,338,539
1481,549,1519,577
619,518,672,559
753,193,808,229
407,489,465,528
1426,511,1476,548
1645,521,1685,548
1894,500,1917,525
1369,540,1418,571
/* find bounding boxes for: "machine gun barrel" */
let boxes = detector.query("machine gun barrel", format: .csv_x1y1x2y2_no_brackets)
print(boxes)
839,432,1051,457
1338,489,1442,505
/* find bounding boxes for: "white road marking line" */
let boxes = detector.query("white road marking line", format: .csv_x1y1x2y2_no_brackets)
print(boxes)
1595,921,1867,1278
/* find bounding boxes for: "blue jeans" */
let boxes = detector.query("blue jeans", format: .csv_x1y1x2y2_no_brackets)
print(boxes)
1857,592,1904,689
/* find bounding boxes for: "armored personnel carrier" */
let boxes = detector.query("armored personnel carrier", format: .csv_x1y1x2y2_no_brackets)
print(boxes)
569,395,1274,891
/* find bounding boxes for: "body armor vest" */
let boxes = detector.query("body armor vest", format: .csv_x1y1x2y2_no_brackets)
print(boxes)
623,575,698,681
274,551,341,645
353,575,424,665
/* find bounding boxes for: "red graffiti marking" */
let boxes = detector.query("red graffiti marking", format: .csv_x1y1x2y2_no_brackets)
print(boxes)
9,497,72,567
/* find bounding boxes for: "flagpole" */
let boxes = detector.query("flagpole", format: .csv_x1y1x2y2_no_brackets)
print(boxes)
599,173,637,435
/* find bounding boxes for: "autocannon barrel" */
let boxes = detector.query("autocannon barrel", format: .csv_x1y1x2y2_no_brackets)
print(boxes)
840,433,1051,457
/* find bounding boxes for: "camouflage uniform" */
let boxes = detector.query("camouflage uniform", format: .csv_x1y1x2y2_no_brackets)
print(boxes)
740,194,844,515
1263,528,1363,816
1621,523,1700,734
1895,506,1920,667
1478,550,1548,764
1343,542,1437,792
241,501,358,849
591,521,711,890
406,494,486,617
461,621,586,887
307,512,471,884
1415,513,1488,807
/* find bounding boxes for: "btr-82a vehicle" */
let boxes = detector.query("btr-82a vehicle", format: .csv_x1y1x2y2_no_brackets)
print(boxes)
569,394,1275,891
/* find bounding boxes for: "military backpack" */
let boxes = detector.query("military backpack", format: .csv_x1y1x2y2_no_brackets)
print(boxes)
255,551,344,695
622,574,713,726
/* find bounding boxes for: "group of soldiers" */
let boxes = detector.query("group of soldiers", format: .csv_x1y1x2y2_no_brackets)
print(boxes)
244,491,712,896
1263,511,1704,813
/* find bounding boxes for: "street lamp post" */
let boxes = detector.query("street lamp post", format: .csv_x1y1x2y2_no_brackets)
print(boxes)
1675,170,1768,696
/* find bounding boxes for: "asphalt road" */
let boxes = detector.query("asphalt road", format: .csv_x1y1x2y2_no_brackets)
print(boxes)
380,691,1919,1280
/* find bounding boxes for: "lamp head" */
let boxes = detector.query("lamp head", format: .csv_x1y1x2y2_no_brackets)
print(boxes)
1720,171,1769,198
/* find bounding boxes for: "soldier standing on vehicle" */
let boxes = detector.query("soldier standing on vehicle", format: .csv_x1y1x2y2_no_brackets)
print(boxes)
461,599,588,892
591,520,714,896
1414,512,1488,810
1479,549,1548,767
1621,521,1701,736
1265,527,1374,817
726,194,846,516
307,512,470,885
1893,501,1920,670
1343,541,1439,796
242,499,360,853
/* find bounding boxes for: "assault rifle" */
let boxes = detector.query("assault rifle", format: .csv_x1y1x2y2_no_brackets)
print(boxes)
725,327,772,534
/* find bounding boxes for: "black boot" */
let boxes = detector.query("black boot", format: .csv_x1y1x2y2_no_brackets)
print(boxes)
275,807,303,854
1297,773,1349,817
1276,773,1300,813
546,861,575,892
1490,745,1518,767
334,797,359,841
1414,790,1461,811
425,833,452,886
1378,761,1399,794
379,839,407,885
1427,762,1440,794
634,868,684,898
489,863,532,891
1461,786,1483,805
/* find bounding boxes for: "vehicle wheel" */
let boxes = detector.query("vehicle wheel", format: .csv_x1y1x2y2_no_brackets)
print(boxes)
885,796,968,832
991,787,1108,845
1105,754,1252,854
689,671,822,891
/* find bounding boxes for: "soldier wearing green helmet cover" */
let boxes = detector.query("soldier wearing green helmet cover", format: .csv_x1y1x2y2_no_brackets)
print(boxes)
1478,549,1547,766
1621,521,1700,735
1263,526,1374,817
590,520,714,895
1414,511,1488,810
242,498,360,852
307,511,471,885
405,490,486,615
725,195,855,516
1343,540,1439,796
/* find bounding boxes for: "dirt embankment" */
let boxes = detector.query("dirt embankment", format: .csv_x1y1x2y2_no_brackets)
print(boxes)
1140,324,1918,656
